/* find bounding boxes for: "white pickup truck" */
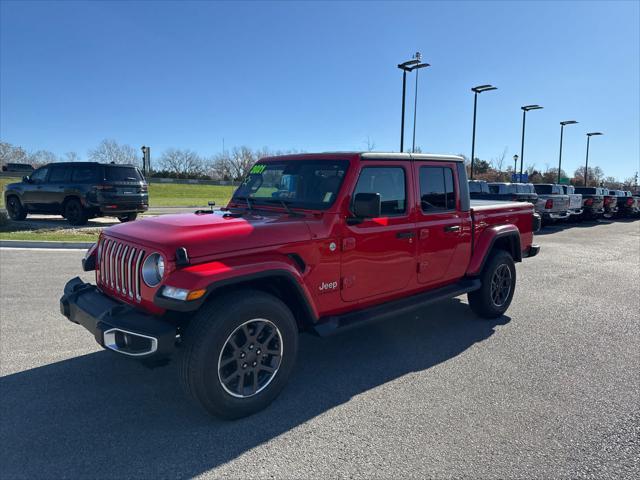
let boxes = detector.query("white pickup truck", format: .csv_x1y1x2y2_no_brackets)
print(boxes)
533,184,570,223
560,185,583,217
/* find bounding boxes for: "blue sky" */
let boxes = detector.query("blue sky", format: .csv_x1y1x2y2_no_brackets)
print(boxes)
1,0,639,180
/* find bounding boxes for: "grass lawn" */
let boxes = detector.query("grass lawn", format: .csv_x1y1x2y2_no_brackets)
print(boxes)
147,182,236,207
0,177,236,208
0,230,99,242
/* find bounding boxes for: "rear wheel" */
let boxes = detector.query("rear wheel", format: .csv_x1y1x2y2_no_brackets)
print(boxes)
6,196,27,221
64,199,88,226
117,213,138,222
468,250,516,319
180,289,298,419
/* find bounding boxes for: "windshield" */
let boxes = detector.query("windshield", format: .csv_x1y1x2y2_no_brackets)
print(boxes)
232,160,349,210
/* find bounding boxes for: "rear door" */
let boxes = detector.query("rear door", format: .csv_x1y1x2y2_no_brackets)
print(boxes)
415,162,470,286
340,162,417,302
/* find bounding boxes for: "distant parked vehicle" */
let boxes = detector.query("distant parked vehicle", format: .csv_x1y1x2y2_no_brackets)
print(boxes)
3,162,148,225
574,186,606,219
610,190,638,217
602,189,619,218
468,181,538,204
559,185,583,218
532,184,570,224
2,163,34,173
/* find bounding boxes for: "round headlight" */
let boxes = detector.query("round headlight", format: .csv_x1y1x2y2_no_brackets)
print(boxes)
142,253,165,287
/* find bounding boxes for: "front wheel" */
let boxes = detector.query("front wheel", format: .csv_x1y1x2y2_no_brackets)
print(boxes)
468,250,516,319
6,196,27,221
180,290,298,419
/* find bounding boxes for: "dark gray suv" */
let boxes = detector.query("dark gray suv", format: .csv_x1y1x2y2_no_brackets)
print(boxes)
3,162,148,225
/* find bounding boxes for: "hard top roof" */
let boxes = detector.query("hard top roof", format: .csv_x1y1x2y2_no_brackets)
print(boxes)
258,152,464,163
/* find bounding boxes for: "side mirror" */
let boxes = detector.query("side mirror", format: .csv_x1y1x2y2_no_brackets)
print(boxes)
352,192,381,219
22,176,31,183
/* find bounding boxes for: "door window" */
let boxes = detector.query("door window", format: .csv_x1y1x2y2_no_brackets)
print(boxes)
353,166,406,215
30,167,49,183
71,166,101,183
419,166,456,211
48,165,70,183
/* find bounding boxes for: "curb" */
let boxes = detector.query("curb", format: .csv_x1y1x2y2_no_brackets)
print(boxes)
0,240,93,249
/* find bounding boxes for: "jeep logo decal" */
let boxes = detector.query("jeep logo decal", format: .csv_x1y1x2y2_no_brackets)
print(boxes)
319,281,338,292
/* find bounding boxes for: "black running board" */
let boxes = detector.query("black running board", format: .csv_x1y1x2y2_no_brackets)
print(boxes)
313,278,481,337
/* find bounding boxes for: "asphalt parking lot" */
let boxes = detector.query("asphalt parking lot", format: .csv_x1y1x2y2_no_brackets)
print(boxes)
1,219,639,479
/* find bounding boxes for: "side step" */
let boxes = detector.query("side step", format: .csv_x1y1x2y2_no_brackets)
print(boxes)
313,278,481,337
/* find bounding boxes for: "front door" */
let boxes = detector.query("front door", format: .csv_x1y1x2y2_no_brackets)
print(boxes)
20,166,50,211
340,163,417,302
415,162,470,286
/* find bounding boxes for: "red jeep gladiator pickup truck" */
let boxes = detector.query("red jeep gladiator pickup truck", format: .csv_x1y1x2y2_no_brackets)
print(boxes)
60,152,540,419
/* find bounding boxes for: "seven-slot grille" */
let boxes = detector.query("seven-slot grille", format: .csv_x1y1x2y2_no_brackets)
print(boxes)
98,238,145,302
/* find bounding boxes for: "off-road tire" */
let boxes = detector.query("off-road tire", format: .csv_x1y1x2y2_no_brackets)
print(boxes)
180,289,298,419
468,250,516,319
117,213,138,222
64,198,88,226
6,195,27,221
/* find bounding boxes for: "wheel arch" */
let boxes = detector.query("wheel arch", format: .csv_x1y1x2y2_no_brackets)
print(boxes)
467,226,522,276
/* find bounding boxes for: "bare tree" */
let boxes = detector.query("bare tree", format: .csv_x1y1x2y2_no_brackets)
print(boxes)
228,146,256,180
88,139,139,166
64,151,81,162
491,147,507,172
159,148,204,177
0,141,30,165
573,166,604,186
29,150,58,166
364,136,376,152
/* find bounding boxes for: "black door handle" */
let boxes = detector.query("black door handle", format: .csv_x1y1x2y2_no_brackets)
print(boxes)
444,225,461,232
396,231,415,239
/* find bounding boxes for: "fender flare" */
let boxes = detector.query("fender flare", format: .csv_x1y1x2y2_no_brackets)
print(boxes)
154,268,318,324
467,225,522,276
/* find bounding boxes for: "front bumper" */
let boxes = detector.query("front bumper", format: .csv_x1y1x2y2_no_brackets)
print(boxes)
523,244,540,258
60,277,177,360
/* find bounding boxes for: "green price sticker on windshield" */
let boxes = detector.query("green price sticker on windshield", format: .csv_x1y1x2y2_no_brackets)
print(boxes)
250,164,266,174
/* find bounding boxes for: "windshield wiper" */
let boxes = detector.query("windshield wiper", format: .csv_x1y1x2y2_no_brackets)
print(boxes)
233,196,255,212
262,198,304,217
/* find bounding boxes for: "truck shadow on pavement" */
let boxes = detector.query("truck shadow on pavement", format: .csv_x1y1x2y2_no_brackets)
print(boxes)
0,299,509,478
536,218,616,235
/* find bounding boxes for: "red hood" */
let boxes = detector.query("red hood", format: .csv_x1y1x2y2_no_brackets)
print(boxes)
104,211,312,260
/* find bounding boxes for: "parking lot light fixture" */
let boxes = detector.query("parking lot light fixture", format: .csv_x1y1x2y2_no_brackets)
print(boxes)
397,56,430,153
584,132,603,186
557,120,578,184
513,154,518,174
469,85,497,179
519,105,544,177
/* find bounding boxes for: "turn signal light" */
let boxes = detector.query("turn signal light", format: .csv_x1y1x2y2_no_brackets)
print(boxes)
186,289,207,301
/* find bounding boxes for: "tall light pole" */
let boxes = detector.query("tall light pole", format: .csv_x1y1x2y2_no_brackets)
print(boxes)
513,154,518,176
397,55,430,153
557,120,578,184
584,132,603,186
470,84,497,179
519,105,543,178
